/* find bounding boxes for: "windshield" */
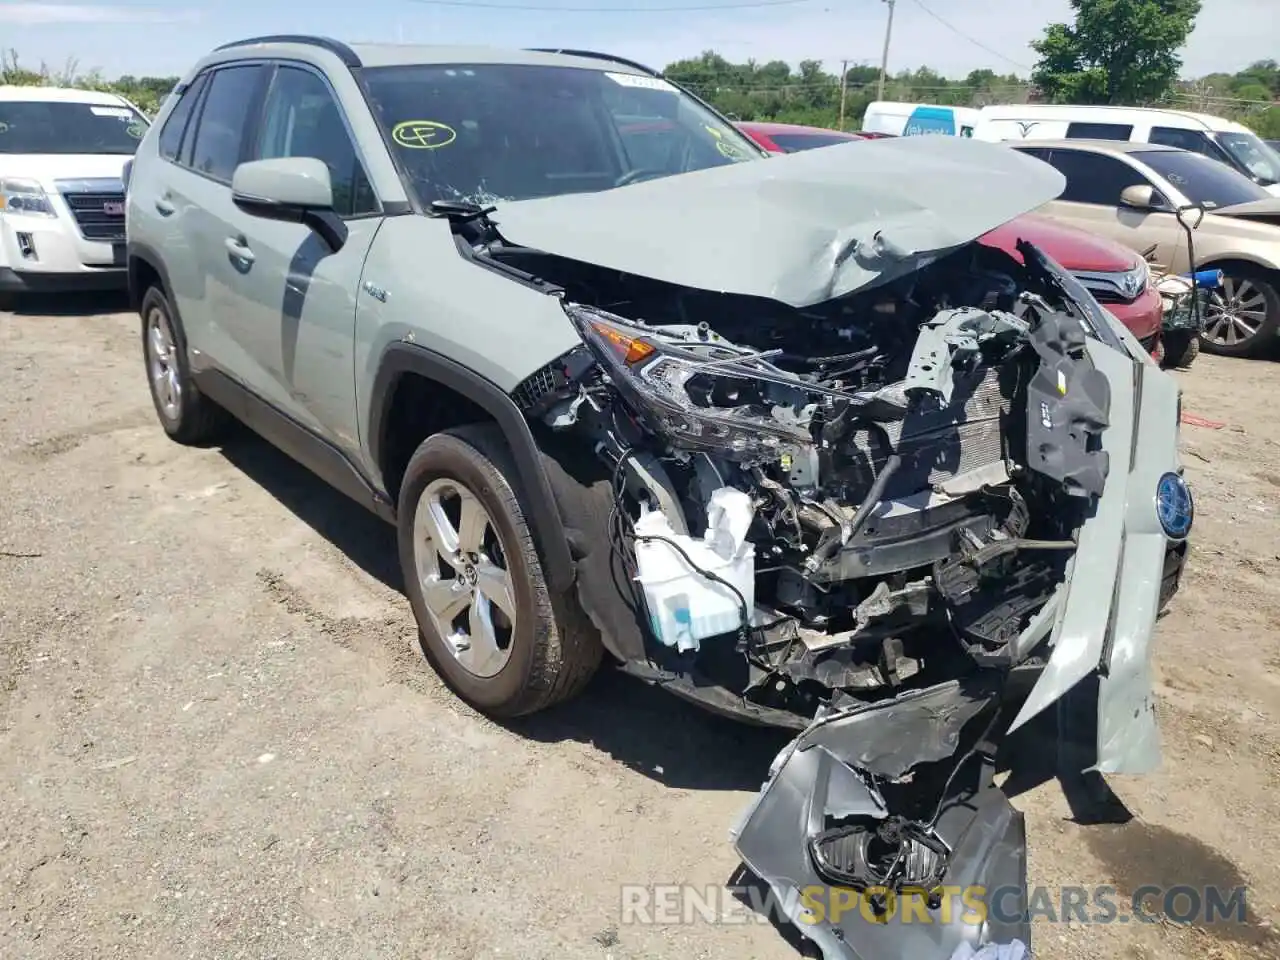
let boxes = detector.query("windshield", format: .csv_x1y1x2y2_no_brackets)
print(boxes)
0,100,148,155
1213,130,1280,185
362,63,762,206
767,131,859,152
1133,149,1270,209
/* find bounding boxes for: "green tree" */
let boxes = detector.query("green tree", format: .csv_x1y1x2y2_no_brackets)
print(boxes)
1031,0,1201,104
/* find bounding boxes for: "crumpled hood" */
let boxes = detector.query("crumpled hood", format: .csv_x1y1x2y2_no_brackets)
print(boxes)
491,136,1065,308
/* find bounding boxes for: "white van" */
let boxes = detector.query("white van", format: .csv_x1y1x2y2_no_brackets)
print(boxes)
862,101,980,138
971,103,1280,196
0,85,149,303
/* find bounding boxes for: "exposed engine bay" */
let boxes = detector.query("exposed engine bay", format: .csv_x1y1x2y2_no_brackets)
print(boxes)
497,234,1112,725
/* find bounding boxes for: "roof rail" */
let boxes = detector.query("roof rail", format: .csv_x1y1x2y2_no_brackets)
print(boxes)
214,35,361,68
526,48,662,78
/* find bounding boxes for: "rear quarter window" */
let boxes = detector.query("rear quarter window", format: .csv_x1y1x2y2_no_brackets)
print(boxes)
158,73,207,161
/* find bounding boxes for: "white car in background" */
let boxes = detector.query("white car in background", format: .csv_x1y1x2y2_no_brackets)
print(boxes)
973,103,1280,197
0,85,149,306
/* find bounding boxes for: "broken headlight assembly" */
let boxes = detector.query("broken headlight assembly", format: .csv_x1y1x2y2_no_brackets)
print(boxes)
564,302,818,459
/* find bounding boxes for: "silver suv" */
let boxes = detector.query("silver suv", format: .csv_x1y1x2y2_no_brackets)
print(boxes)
127,37,1191,958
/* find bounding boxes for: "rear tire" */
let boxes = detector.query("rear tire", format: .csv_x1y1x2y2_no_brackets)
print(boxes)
397,424,601,717
1199,265,1280,358
141,285,229,444
1161,330,1200,370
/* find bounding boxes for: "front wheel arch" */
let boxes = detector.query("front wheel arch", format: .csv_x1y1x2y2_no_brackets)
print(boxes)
367,343,576,593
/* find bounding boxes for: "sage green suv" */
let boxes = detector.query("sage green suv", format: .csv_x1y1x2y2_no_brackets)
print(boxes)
126,37,1191,960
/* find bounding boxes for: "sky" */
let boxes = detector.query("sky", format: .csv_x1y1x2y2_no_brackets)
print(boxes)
0,0,1276,82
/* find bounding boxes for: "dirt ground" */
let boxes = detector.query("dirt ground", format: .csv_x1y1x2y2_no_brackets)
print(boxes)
1,294,1278,960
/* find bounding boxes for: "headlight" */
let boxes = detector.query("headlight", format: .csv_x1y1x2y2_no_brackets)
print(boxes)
565,303,812,459
1131,256,1150,293
0,178,56,217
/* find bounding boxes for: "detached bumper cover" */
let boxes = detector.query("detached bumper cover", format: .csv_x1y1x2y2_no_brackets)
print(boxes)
731,682,1029,960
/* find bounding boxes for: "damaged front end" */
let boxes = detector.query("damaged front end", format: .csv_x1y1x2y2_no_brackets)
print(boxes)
458,141,1186,958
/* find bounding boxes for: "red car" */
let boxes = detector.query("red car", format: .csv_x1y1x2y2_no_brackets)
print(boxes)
735,121,1163,354
732,121,878,154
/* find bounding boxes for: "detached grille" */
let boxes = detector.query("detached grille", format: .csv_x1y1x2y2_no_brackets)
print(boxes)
60,189,126,242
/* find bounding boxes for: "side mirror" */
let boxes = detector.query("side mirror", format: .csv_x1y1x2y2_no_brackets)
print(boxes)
231,157,347,251
1119,183,1165,210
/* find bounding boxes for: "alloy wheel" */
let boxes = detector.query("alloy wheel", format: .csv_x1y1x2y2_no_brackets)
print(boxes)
413,478,517,678
1203,277,1268,348
147,306,182,420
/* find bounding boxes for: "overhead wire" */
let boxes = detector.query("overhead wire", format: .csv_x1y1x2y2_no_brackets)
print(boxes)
906,0,1032,72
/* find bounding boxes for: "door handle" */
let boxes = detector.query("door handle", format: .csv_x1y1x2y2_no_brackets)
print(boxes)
154,197,175,216
225,236,255,264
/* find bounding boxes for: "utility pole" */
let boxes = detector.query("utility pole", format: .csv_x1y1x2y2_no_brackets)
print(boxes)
877,0,896,100
838,58,849,129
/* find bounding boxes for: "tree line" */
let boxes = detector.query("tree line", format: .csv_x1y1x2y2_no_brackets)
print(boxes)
1,0,1276,137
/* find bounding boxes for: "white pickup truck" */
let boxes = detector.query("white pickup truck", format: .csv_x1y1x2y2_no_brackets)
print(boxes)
0,85,149,304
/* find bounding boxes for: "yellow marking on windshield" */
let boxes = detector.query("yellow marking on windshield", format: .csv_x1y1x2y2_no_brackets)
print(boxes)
392,120,457,149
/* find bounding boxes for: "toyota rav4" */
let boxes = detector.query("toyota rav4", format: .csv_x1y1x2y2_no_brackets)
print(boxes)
125,37,1192,960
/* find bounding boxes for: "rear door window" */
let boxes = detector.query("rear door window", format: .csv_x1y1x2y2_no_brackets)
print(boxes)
1044,149,1151,205
1066,122,1134,141
189,65,265,182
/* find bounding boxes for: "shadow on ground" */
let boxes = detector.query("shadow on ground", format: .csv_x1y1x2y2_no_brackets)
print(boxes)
218,426,402,592
512,669,792,791
3,291,131,317
216,425,791,792
1084,821,1274,950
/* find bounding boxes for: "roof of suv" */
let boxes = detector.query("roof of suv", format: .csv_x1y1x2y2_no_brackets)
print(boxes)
1007,139,1183,155
210,36,655,76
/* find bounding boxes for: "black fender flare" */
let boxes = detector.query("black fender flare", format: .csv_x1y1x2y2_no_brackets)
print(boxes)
367,342,576,594
127,240,174,312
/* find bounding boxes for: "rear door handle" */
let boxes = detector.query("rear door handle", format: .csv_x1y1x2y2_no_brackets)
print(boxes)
225,236,255,264
154,197,175,216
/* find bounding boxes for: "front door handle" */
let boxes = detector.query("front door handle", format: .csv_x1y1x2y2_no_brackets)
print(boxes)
225,236,255,265
154,197,175,216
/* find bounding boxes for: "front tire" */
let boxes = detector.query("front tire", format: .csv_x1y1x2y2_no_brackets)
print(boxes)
140,285,228,444
1161,330,1200,370
397,424,601,717
1200,266,1280,358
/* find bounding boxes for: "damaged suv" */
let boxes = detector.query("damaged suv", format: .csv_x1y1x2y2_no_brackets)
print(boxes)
127,38,1193,959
